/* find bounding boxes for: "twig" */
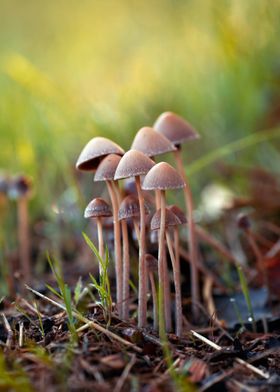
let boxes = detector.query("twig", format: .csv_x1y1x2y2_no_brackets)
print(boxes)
26,285,142,353
113,354,136,392
190,330,270,379
2,313,13,348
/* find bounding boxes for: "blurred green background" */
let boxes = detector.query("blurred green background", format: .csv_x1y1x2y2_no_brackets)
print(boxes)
1,0,280,243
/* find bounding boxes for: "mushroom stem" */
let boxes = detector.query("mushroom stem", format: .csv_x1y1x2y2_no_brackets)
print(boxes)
246,229,267,285
166,230,183,337
121,219,130,319
135,175,147,327
158,190,166,335
149,271,158,330
17,196,31,285
113,182,130,320
173,149,200,320
155,191,171,332
106,181,123,317
96,217,104,276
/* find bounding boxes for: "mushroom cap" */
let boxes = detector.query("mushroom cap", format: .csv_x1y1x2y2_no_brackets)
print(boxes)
8,175,32,199
114,150,155,180
118,194,150,221
142,162,185,190
144,253,158,272
84,198,112,218
131,126,176,157
167,205,187,224
76,137,124,171
94,154,122,182
154,112,200,145
150,208,181,231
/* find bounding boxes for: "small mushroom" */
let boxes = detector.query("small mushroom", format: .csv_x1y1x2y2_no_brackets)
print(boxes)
144,254,159,330
76,137,124,171
8,175,32,286
115,150,155,327
154,112,200,319
95,154,123,316
151,208,183,336
84,198,112,276
142,162,185,335
118,195,151,319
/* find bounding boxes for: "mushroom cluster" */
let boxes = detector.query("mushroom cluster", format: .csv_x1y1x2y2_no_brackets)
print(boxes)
76,113,202,336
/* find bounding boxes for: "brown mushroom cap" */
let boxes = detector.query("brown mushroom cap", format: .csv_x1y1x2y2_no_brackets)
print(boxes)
94,154,122,182
144,253,158,272
118,194,150,221
84,198,112,218
131,126,176,157
150,208,181,231
114,150,155,180
142,162,186,190
154,112,200,145
76,137,124,171
167,205,187,224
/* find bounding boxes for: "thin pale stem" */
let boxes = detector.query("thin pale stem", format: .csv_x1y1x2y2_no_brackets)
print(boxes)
247,229,267,286
166,231,183,337
135,175,147,327
155,190,171,332
174,149,200,320
17,196,31,286
107,181,123,317
158,190,166,335
113,182,130,321
133,219,140,242
149,271,158,330
96,217,104,277
121,219,130,320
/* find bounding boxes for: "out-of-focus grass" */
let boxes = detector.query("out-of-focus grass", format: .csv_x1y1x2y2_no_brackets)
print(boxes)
0,0,280,224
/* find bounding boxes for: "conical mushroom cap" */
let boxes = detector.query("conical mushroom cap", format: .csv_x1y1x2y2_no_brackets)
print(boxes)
142,162,185,190
76,137,124,171
150,208,181,231
94,154,122,182
84,198,112,218
131,126,176,157
167,205,187,224
144,254,158,272
114,150,155,180
154,112,200,145
118,194,150,221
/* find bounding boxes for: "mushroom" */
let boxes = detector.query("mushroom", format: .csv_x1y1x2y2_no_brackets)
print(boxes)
94,154,124,316
131,126,177,330
84,198,112,276
154,112,200,319
115,150,155,327
151,208,183,336
118,195,151,319
8,175,32,286
142,162,185,335
76,137,124,315
76,137,124,171
144,254,159,330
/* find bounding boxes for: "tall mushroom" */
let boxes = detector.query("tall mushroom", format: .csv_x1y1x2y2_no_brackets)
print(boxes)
142,162,186,335
115,150,155,327
154,112,200,319
131,126,176,331
94,154,123,316
151,208,183,336
84,198,112,276
118,195,151,320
